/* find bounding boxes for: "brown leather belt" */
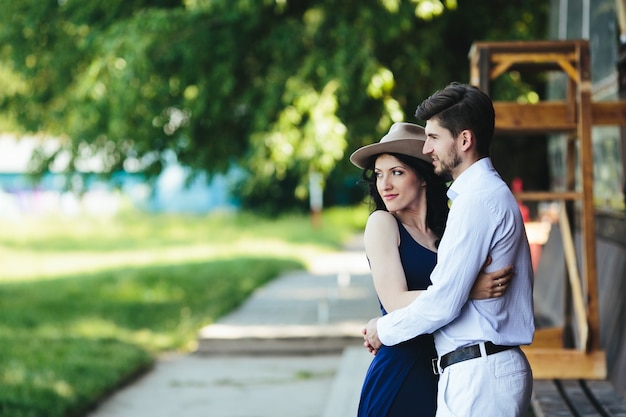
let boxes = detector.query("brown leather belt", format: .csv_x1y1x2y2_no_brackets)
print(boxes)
433,342,516,374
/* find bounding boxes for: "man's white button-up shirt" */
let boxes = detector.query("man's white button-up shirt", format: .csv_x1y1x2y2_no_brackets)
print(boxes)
377,157,535,356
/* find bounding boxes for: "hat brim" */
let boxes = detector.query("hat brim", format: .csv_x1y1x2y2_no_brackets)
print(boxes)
349,138,431,169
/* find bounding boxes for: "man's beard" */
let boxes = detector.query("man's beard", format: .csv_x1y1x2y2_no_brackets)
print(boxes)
435,150,462,177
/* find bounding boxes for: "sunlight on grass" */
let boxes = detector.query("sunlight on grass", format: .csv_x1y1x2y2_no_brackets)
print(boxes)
0,207,368,282
0,240,332,281
0,207,369,417
52,380,74,399
71,317,192,352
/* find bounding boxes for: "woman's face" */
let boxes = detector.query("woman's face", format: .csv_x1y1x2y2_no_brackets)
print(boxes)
374,154,425,212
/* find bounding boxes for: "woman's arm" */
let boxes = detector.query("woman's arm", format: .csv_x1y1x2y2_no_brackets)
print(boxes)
469,257,513,299
364,211,421,312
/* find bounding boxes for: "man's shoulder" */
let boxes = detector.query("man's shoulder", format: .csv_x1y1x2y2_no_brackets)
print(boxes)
453,180,517,219
457,178,511,201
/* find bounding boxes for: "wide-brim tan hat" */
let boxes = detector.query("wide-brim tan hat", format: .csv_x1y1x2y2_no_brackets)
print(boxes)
349,122,431,169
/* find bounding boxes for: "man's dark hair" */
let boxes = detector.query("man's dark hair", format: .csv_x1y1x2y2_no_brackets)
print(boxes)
415,82,495,157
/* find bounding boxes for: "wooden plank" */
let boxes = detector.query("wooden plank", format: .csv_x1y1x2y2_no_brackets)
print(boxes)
479,47,492,95
591,101,626,126
558,203,589,351
469,40,589,77
513,191,581,201
532,380,626,417
493,102,576,133
531,379,575,417
576,42,601,354
521,348,607,379
532,327,564,348
559,379,602,416
492,101,626,133
489,53,580,81
491,52,577,63
584,380,626,416
470,40,589,54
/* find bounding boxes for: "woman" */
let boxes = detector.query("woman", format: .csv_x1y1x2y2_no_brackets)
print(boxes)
349,122,512,417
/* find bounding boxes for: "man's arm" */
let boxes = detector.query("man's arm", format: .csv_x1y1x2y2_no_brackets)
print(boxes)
363,257,513,351
375,195,496,346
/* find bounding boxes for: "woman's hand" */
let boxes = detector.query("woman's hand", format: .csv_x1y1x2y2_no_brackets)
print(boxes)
362,318,382,355
469,256,514,299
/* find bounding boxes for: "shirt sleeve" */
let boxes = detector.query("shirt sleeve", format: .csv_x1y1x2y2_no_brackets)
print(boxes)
377,193,497,346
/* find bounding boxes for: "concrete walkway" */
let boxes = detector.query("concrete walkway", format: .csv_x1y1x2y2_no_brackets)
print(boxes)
87,235,377,417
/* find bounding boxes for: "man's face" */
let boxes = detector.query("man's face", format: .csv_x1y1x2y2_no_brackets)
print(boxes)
423,119,461,178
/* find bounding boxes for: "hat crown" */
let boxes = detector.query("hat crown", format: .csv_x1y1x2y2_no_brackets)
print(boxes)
380,122,426,143
349,122,430,169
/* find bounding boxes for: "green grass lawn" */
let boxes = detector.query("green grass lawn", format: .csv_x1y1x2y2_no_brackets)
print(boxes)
0,207,368,417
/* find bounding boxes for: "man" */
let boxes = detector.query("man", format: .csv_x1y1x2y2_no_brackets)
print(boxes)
364,82,535,417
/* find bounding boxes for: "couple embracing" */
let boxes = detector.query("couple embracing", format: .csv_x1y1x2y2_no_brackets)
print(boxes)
350,82,535,417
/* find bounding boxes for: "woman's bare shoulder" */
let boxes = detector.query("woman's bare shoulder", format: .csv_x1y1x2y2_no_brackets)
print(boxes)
367,209,395,224
365,210,398,243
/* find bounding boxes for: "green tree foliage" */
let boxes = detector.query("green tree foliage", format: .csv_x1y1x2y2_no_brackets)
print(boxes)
0,0,547,209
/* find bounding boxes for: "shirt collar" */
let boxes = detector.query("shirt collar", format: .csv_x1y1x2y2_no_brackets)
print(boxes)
447,157,494,202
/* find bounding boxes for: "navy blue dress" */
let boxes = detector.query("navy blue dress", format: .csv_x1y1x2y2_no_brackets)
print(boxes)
357,218,438,417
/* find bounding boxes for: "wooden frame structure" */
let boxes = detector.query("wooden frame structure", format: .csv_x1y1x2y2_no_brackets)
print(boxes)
468,40,626,379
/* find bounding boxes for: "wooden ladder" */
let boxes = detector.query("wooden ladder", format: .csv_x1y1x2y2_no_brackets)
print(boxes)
468,40,626,379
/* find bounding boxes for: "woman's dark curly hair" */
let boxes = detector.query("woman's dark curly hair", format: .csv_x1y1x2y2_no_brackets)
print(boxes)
359,152,450,243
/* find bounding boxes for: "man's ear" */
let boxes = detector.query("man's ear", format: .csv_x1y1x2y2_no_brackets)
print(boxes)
459,130,474,151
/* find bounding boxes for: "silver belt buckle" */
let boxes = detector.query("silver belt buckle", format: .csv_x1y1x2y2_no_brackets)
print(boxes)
431,358,439,375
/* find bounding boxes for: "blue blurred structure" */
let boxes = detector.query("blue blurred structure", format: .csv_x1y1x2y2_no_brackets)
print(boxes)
0,135,241,217
139,162,242,213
